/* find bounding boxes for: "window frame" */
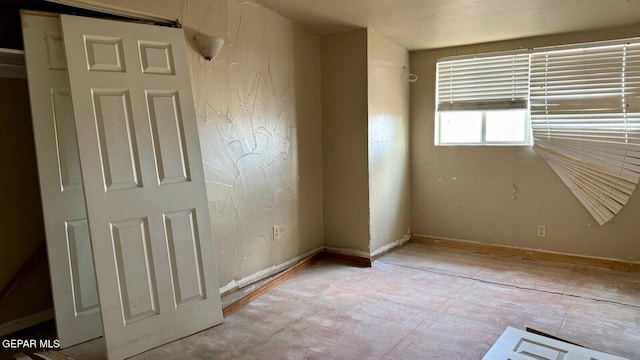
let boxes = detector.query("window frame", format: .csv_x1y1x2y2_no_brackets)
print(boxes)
435,51,532,147
435,109,532,146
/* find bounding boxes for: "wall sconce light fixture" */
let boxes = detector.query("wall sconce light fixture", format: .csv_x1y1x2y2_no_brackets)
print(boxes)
195,35,225,61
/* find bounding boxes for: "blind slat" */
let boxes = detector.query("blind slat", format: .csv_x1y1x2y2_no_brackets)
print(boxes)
529,42,640,225
437,53,529,111
437,40,640,225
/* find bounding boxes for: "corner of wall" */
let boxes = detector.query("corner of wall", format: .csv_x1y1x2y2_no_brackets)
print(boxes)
320,28,371,254
367,30,412,253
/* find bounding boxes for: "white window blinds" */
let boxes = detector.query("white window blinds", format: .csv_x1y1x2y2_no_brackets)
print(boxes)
437,53,530,111
530,42,640,225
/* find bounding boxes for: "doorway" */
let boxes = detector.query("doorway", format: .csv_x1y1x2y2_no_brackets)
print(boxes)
0,61,53,337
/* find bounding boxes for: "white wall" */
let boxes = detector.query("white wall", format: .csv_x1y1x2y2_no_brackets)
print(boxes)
367,30,411,254
91,0,324,286
410,25,640,261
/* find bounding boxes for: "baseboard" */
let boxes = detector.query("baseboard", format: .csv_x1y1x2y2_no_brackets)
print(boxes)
371,234,412,261
0,308,54,337
218,239,413,296
219,286,237,298
412,235,640,272
221,241,410,316
221,250,366,317
222,253,320,317
320,251,371,267
218,246,325,296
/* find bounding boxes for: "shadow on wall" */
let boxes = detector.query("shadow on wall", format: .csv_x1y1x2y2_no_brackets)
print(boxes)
0,78,52,326
291,26,323,259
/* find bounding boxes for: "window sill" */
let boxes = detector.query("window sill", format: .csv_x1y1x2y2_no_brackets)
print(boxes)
435,142,533,147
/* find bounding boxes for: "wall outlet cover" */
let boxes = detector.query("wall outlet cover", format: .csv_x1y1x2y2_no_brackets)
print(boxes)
273,225,282,240
537,225,546,238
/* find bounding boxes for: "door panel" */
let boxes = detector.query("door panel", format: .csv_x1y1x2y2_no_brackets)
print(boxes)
110,217,160,324
60,14,223,360
146,90,191,184
483,327,629,360
65,218,99,315
164,209,206,306
92,89,142,190
51,89,83,190
21,12,102,347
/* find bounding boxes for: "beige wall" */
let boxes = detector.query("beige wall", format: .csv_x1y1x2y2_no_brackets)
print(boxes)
410,25,640,261
91,0,324,286
0,78,52,324
321,29,370,253
367,30,411,253
321,29,411,255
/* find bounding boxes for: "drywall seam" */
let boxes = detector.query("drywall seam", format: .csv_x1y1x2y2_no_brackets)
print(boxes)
370,233,411,258
323,246,371,259
219,246,324,294
0,308,54,337
417,234,640,265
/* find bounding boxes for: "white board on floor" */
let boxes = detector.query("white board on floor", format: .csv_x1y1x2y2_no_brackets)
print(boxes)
483,327,629,360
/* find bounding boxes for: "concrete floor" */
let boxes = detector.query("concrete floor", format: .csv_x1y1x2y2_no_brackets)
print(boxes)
61,243,640,359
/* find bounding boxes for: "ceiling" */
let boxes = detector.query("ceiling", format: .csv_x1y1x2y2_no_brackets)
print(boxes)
257,0,640,50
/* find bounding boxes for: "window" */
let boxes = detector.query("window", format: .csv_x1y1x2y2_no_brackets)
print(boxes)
433,39,640,226
530,41,640,225
438,109,529,144
436,53,531,145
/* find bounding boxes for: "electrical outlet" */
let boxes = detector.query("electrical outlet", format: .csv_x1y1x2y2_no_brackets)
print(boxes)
537,225,546,238
273,225,282,240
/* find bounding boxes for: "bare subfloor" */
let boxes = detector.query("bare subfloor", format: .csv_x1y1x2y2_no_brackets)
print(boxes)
62,243,640,359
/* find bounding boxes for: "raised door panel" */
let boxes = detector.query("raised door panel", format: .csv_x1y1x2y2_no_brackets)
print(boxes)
110,217,160,323
51,89,82,191
92,89,142,191
60,14,223,360
146,91,191,185
21,12,102,347
164,209,205,306
64,219,99,316
483,327,629,360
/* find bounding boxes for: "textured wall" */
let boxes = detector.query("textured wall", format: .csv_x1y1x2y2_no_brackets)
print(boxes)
91,0,324,286
0,78,52,323
411,25,640,261
367,30,411,253
321,30,371,254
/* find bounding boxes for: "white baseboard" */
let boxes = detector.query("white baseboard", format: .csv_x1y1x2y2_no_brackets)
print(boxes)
0,308,54,337
219,235,413,295
219,246,324,294
371,233,412,258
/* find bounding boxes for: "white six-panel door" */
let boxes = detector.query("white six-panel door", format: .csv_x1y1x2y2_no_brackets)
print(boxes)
21,12,103,348
60,14,223,360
